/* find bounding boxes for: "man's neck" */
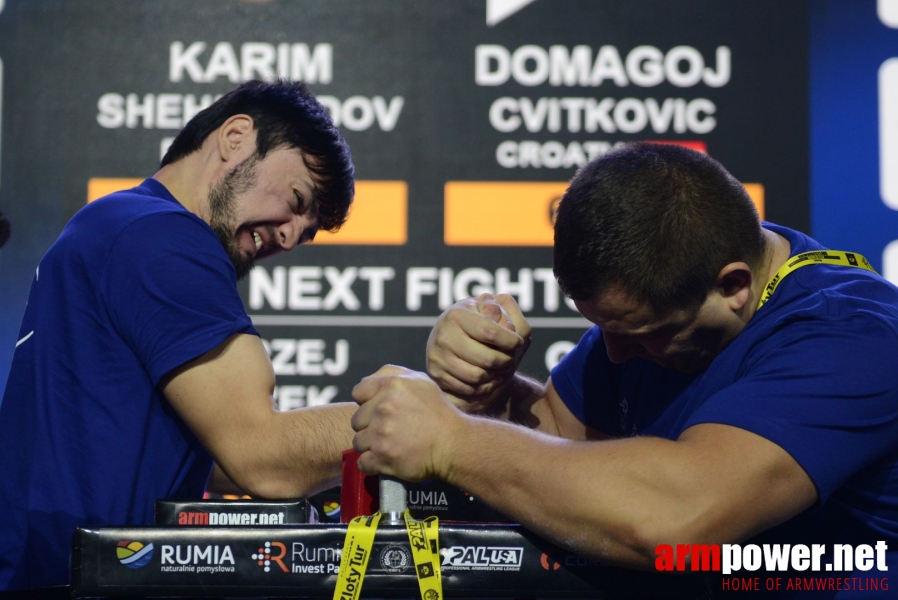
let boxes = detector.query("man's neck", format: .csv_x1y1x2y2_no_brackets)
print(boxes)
152,147,220,223
153,162,199,219
747,227,792,320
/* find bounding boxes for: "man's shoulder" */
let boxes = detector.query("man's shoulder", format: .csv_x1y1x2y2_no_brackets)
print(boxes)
761,222,898,323
60,180,215,255
77,180,200,232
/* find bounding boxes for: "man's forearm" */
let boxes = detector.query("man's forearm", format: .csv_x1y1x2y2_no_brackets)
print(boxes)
439,415,661,566
223,402,356,499
437,416,816,569
351,366,814,567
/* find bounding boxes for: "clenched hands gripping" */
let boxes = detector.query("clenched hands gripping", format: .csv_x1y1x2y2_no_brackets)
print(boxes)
425,293,531,414
351,294,532,481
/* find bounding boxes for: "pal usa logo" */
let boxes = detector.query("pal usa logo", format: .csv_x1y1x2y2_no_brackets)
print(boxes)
116,540,154,569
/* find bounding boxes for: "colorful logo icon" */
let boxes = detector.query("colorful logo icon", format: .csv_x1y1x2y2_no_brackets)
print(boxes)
323,501,341,520
116,541,154,569
252,541,289,573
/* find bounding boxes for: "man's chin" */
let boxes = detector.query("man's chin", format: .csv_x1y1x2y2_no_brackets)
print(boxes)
235,263,254,280
211,226,254,280
233,255,255,280
222,243,255,280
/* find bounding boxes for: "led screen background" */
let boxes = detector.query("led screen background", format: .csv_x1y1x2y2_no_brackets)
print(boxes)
2,0,870,406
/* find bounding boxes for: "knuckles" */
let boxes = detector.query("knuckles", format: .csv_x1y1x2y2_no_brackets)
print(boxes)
479,322,520,348
479,302,503,322
372,392,401,417
483,352,513,371
355,455,379,476
441,377,479,398
445,300,478,323
478,325,502,345
471,367,497,386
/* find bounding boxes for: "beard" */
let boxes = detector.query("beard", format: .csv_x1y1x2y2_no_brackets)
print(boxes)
207,154,259,280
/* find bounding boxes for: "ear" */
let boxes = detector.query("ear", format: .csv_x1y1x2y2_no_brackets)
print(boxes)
216,114,256,163
715,262,753,311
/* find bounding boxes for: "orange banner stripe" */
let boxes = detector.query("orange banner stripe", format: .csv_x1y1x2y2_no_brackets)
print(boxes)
445,181,565,247
743,183,765,220
445,181,765,247
87,178,143,203
314,181,407,245
87,178,408,245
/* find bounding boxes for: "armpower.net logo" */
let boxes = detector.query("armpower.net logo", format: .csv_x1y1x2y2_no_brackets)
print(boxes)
656,542,889,593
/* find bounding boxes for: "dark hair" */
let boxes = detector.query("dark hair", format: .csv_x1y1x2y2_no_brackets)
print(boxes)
160,79,353,231
553,142,764,315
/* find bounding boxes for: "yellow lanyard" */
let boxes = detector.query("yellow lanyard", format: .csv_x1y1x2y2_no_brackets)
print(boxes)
757,250,877,310
403,510,442,600
333,512,381,600
333,510,442,600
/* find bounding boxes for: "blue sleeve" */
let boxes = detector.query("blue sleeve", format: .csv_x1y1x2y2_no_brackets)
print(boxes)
685,310,898,502
101,212,258,386
550,326,624,435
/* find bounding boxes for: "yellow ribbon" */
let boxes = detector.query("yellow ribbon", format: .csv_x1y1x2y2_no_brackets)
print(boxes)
333,512,381,600
333,509,443,600
758,250,877,310
404,509,443,600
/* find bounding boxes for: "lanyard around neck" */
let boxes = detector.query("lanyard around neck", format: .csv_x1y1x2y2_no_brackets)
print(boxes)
757,250,877,310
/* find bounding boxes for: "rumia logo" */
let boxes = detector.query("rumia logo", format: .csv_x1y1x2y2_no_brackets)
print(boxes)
116,541,154,569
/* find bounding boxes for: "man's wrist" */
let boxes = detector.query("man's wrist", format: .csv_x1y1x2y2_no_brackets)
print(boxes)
465,373,542,425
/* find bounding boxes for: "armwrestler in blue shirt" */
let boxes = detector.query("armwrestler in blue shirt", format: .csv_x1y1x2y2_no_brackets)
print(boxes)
0,80,356,590
349,143,898,598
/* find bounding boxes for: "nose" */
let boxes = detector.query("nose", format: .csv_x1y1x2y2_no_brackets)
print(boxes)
602,331,644,364
275,221,299,251
276,215,315,251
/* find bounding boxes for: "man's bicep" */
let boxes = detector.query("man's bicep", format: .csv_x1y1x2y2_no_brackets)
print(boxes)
161,333,275,461
674,423,818,541
688,317,898,504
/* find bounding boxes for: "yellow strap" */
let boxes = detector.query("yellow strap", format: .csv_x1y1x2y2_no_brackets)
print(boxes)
333,512,382,600
404,509,443,600
757,250,877,310
333,508,443,600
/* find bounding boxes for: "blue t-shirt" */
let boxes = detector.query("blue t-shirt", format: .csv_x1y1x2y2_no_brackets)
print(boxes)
551,223,898,597
0,179,257,590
